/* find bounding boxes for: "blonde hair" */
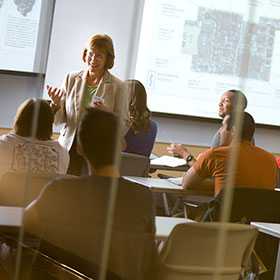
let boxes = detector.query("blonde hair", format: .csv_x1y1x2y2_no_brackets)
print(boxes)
81,34,115,69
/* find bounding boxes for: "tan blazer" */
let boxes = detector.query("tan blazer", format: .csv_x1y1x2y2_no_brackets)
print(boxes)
54,70,129,150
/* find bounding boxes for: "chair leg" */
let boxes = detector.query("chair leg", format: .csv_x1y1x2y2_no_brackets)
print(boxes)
170,195,183,216
162,193,170,216
183,204,188,218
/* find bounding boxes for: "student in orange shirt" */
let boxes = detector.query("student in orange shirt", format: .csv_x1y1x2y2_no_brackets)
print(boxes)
182,111,278,195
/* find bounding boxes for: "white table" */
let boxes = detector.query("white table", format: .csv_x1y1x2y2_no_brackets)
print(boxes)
124,176,214,196
124,176,214,216
251,222,280,280
0,206,23,228
155,216,195,241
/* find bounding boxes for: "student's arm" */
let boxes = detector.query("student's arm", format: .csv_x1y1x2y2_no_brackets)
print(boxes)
182,166,214,192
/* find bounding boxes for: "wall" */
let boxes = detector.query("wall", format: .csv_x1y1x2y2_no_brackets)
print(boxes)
0,73,44,128
153,116,280,154
44,0,141,87
0,0,279,153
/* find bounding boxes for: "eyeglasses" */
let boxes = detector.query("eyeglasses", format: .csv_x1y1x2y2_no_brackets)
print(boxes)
87,50,104,60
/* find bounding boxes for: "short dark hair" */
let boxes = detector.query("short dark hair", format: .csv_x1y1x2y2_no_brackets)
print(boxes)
126,79,151,134
228,89,248,110
13,99,54,140
226,111,255,141
78,108,119,169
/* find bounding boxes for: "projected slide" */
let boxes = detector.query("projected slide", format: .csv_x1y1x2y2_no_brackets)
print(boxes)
14,0,35,17
135,0,280,126
0,0,43,73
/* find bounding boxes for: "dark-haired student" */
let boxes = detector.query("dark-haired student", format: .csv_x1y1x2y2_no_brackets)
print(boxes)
167,89,248,160
0,98,69,176
123,80,157,157
182,111,278,195
25,108,158,280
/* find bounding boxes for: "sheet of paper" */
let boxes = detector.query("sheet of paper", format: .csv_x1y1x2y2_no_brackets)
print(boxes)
167,177,183,186
150,155,186,167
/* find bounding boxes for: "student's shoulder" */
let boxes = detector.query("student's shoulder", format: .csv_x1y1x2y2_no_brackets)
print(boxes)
44,175,85,191
0,133,10,143
252,145,277,163
43,139,68,152
119,179,154,211
150,119,158,130
0,133,28,148
195,146,228,168
38,176,86,202
200,146,227,158
0,132,19,141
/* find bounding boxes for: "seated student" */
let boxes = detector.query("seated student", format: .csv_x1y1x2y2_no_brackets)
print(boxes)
167,90,248,161
0,99,69,176
182,111,278,195
123,80,157,157
24,108,158,280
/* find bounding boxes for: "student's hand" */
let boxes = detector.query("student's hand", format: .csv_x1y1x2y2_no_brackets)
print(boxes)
47,85,63,109
167,143,191,160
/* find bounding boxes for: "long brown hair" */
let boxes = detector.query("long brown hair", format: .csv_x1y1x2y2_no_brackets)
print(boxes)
126,80,151,134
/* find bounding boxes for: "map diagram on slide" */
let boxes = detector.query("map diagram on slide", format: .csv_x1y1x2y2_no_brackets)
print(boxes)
182,7,280,81
14,0,35,17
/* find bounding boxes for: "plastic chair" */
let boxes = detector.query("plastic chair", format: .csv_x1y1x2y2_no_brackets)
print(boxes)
201,187,280,279
119,152,150,177
0,171,76,207
158,222,258,280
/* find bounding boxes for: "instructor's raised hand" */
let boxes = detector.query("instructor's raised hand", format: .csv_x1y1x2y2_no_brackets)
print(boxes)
47,85,63,109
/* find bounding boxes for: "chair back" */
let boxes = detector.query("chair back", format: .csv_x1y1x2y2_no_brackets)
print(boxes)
0,171,76,207
202,187,280,223
202,187,280,279
158,222,258,280
119,152,150,177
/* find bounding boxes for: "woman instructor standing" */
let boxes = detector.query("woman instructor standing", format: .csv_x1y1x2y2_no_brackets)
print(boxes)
47,34,129,175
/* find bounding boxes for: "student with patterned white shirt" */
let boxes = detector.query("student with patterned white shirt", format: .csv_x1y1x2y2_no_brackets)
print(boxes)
0,99,69,176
